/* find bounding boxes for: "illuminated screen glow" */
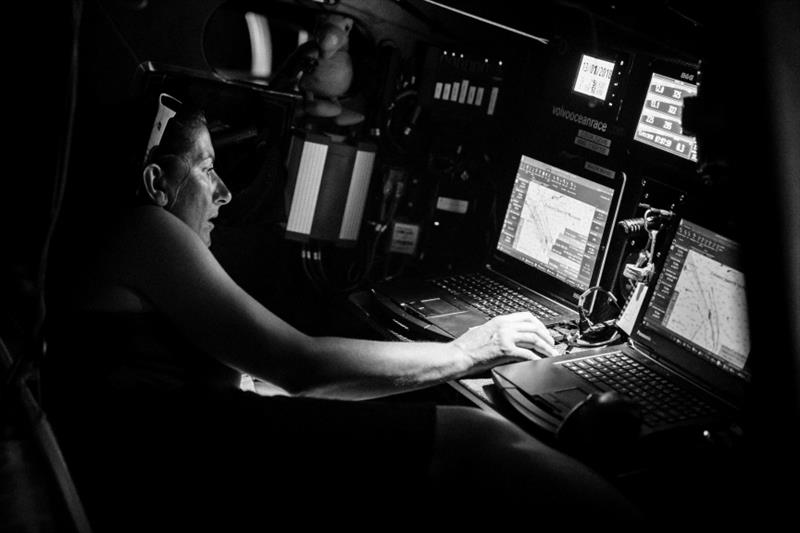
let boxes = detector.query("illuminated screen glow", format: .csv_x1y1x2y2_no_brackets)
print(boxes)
572,54,616,101
633,72,699,161
642,219,750,378
496,155,614,291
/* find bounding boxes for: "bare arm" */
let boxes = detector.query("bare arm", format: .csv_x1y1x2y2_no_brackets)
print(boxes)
299,308,557,400
117,207,557,400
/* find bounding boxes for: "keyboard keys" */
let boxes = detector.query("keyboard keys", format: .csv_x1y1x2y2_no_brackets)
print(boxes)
432,273,561,319
562,352,720,428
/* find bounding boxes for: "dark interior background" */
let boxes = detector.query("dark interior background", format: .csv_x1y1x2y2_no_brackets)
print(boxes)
3,0,798,525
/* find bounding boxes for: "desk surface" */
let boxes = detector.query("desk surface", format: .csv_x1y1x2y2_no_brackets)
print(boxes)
344,288,750,524
345,289,557,419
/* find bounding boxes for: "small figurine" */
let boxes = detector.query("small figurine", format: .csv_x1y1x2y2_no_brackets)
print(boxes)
273,13,365,128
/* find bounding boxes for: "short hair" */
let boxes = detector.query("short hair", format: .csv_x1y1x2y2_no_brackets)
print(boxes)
144,107,208,168
134,106,207,204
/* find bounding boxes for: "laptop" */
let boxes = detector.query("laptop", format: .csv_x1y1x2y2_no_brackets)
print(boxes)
369,153,626,342
492,218,751,437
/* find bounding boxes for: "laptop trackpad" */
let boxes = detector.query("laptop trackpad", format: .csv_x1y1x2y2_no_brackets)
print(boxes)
408,298,463,317
546,387,591,410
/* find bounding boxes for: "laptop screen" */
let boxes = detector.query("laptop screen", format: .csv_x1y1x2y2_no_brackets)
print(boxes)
639,219,751,381
496,155,616,292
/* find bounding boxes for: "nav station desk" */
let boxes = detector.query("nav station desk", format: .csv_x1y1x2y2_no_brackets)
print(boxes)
344,288,750,528
345,289,509,411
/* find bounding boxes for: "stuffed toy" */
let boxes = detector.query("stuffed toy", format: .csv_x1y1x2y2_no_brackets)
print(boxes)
274,13,365,128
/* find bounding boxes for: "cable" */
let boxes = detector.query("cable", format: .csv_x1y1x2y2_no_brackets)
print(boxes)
300,244,324,294
311,242,331,288
383,89,420,154
564,285,624,351
577,285,620,329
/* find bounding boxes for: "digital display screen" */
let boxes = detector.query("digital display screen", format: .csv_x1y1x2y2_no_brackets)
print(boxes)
642,219,750,379
496,155,615,291
572,54,616,101
633,72,698,161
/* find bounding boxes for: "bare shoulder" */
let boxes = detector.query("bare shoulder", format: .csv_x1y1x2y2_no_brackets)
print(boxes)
66,206,205,311
124,205,192,239
116,205,270,331
119,206,209,255
112,206,222,285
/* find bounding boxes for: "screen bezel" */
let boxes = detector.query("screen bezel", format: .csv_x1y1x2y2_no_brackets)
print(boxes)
489,151,627,308
572,53,617,102
631,217,751,404
561,47,632,120
623,57,702,177
632,70,699,162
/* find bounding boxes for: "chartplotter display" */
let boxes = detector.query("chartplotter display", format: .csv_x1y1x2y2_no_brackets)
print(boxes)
642,219,751,378
496,155,615,292
633,72,699,162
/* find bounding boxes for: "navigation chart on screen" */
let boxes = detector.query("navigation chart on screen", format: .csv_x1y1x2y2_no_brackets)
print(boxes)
516,183,595,282
644,219,751,374
665,249,750,370
497,155,614,290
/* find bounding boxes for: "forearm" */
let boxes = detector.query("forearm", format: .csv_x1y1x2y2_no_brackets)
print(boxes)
238,313,554,401
288,337,473,400
175,289,471,400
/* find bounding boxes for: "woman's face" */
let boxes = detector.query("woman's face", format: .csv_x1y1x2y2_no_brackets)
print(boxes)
167,126,231,246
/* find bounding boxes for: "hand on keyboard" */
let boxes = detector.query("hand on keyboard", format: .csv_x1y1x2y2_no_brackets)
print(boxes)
451,311,559,374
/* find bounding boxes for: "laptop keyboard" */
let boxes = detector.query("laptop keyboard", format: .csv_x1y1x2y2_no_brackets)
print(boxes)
432,272,562,320
562,352,721,428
